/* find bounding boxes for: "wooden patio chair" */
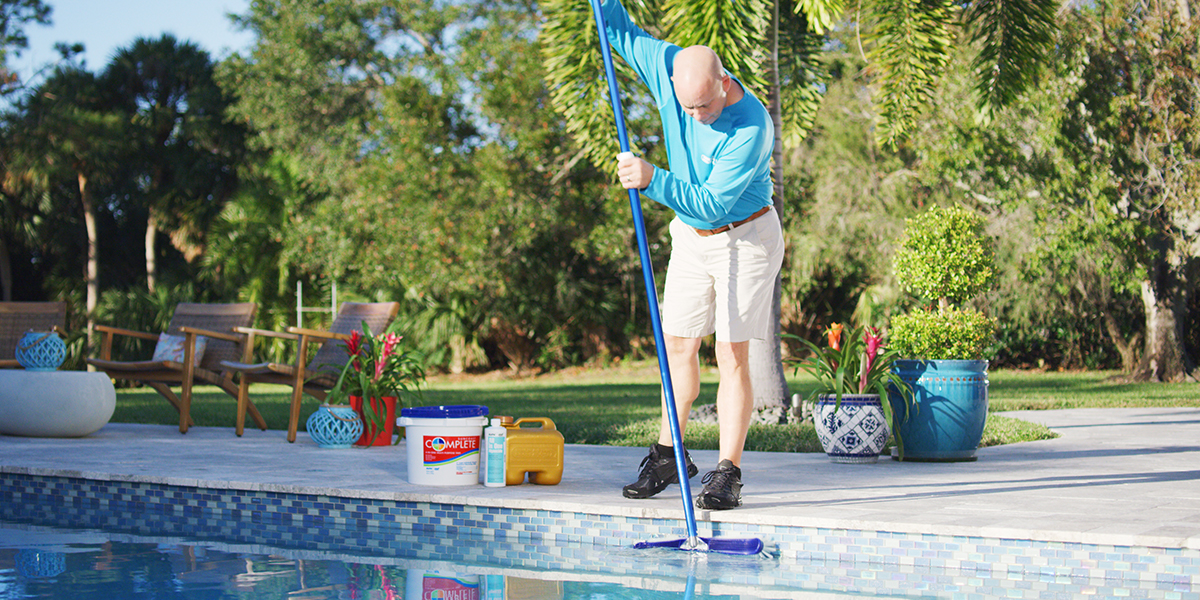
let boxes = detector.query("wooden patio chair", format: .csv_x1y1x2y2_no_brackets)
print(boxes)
220,302,400,442
86,302,258,434
0,302,67,368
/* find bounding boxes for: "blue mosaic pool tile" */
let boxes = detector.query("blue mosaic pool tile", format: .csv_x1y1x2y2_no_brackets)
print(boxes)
1,471,1197,599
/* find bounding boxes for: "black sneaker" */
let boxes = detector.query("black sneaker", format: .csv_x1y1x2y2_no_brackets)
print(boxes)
695,459,742,510
622,443,699,499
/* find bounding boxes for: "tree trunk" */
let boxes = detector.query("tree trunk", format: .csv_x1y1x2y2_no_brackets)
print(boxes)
1135,257,1194,381
79,172,98,364
0,237,11,301
145,211,158,293
1101,306,1141,373
748,0,791,413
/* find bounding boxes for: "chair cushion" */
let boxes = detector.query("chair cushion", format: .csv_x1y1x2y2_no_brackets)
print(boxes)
151,333,206,367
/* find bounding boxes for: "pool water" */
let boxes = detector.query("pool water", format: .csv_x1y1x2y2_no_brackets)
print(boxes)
0,523,759,600
1,521,1197,600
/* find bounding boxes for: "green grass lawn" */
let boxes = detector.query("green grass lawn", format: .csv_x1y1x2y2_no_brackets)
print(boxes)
108,363,1200,453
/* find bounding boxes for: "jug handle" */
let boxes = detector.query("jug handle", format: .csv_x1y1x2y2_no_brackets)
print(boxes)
512,417,555,430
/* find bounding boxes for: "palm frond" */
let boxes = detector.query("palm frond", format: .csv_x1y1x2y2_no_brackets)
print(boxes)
866,0,958,146
964,0,1059,117
778,0,828,146
664,0,772,98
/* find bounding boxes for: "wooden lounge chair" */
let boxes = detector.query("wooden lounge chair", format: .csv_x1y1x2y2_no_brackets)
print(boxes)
86,302,258,434
0,302,68,368
220,302,400,442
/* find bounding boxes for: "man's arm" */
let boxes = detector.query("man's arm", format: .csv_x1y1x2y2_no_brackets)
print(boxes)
599,0,672,101
644,123,772,224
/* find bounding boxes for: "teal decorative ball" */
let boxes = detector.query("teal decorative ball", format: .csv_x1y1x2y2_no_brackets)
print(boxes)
306,405,363,448
15,550,66,578
16,331,66,371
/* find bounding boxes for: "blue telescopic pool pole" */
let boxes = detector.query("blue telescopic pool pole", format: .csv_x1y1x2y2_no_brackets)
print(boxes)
588,0,765,556
587,0,702,550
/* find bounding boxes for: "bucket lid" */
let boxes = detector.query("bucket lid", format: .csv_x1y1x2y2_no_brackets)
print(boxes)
400,405,489,419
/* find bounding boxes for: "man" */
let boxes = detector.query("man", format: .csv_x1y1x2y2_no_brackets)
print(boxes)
599,0,785,510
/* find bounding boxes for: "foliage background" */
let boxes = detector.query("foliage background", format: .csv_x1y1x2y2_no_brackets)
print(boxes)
1,0,1195,382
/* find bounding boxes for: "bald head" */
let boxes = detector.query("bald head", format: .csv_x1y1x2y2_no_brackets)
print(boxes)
672,45,733,125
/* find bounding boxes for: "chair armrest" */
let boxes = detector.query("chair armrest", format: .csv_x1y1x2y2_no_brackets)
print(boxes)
232,326,300,341
178,326,244,344
285,327,352,342
94,324,160,342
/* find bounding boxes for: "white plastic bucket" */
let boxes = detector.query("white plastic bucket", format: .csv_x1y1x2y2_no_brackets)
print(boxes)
398,405,489,486
406,569,481,600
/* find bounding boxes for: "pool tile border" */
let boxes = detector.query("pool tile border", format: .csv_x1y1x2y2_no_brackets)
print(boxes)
1,471,1196,598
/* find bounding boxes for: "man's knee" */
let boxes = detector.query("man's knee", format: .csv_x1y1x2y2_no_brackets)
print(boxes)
715,340,750,367
665,334,702,358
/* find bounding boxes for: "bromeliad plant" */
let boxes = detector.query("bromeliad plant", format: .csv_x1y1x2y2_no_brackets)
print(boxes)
785,323,914,426
324,322,426,441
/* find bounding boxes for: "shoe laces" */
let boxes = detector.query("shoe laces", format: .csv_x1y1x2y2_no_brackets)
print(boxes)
701,466,739,495
636,454,655,476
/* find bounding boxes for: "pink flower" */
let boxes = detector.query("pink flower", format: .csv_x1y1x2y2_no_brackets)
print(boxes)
864,327,883,359
374,333,403,381
860,327,883,392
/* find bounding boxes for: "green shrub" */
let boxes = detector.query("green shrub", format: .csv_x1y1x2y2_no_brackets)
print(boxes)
889,204,997,360
890,307,996,360
892,204,995,306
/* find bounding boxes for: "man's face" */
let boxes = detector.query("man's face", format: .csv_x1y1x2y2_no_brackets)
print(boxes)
674,75,726,125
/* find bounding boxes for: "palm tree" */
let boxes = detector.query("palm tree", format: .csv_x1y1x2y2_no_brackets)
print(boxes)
0,0,51,97
541,0,1058,410
3,67,125,344
101,35,245,292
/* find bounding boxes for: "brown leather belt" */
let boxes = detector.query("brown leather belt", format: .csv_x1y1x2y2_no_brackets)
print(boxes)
694,206,772,237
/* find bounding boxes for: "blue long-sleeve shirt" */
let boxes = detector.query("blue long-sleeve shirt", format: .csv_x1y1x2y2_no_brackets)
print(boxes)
601,0,775,230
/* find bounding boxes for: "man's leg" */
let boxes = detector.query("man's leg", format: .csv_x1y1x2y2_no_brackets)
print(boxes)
658,334,702,445
623,334,702,499
714,339,752,466
695,339,751,510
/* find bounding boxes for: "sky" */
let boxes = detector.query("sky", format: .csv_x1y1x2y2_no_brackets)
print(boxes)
13,0,253,82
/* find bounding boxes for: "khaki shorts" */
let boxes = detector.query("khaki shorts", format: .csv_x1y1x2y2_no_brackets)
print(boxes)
661,208,785,343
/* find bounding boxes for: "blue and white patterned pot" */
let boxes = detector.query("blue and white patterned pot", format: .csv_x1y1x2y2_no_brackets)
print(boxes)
16,331,66,371
813,394,891,463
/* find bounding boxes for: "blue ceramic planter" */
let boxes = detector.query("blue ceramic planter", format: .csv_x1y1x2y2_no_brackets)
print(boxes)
888,360,989,462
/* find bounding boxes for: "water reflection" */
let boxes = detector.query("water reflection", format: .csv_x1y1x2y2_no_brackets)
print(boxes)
0,522,1193,600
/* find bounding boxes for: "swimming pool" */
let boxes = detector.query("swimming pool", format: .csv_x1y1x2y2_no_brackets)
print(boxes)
1,464,1197,599
1,516,1196,599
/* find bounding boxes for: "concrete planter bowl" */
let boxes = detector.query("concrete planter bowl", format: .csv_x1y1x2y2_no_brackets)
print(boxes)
0,371,115,437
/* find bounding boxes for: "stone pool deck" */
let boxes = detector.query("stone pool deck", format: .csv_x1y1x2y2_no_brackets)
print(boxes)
1,407,1197,551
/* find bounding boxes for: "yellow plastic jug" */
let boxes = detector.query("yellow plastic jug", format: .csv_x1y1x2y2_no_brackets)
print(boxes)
502,417,564,485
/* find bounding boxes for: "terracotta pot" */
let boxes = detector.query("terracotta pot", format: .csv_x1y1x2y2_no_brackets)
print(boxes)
349,396,399,447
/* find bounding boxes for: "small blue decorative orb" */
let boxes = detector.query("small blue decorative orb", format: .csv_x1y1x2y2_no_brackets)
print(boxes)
306,405,363,449
16,331,66,371
15,549,66,578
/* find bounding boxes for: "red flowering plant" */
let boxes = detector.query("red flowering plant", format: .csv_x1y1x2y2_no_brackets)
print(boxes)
324,321,426,440
784,323,913,426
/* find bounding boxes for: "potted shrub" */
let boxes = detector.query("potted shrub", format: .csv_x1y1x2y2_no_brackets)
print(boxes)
786,323,913,463
887,204,997,462
325,322,426,447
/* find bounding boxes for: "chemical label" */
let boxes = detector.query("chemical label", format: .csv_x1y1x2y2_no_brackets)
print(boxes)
423,435,480,475
420,575,479,600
